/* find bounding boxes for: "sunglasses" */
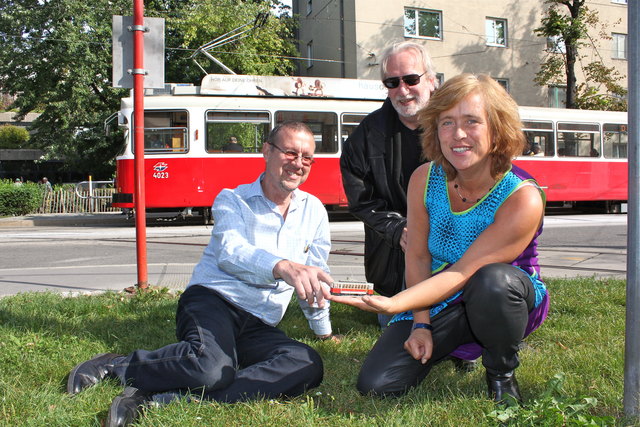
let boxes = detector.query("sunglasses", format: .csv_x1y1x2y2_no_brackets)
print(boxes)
267,141,315,166
382,71,427,89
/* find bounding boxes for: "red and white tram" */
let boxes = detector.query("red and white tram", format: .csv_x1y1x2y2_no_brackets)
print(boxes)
110,74,628,218
515,106,627,213
110,74,387,220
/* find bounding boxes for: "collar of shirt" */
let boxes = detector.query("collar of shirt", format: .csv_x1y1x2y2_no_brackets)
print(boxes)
249,173,305,216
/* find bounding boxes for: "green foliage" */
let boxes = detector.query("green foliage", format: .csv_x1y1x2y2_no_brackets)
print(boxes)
488,374,615,425
534,1,627,110
0,180,42,216
533,55,565,87
0,0,296,179
536,2,589,46
164,0,297,84
0,278,628,425
0,0,132,179
574,62,627,111
0,125,30,149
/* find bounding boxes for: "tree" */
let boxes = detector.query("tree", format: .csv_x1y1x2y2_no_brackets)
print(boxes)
534,0,627,111
0,125,30,149
0,0,296,179
163,0,297,84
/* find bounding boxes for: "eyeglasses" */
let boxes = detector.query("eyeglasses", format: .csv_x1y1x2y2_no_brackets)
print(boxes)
267,141,315,166
382,71,427,89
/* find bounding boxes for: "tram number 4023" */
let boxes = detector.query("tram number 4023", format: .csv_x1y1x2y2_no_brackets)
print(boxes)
153,172,169,179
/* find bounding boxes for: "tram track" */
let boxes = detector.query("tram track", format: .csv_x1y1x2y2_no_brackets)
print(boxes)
92,237,626,277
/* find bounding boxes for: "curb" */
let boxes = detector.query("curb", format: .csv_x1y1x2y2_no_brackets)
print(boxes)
0,213,129,228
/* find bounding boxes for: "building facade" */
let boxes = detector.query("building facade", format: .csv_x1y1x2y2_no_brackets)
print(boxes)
292,0,628,107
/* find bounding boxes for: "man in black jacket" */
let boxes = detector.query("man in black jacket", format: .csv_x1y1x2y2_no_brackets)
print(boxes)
340,41,437,326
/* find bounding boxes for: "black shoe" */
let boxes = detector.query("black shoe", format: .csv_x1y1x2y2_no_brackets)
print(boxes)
450,357,478,373
486,370,522,405
66,353,123,395
106,387,151,427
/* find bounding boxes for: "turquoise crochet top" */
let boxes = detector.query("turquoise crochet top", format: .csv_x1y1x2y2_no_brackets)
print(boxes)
391,162,547,323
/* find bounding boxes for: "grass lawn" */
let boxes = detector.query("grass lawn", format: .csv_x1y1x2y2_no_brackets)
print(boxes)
0,277,631,426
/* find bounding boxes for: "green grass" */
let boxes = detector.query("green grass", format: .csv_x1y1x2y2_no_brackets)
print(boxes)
0,278,632,426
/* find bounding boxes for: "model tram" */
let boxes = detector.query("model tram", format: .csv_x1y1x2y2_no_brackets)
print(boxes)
110,73,628,218
330,281,375,297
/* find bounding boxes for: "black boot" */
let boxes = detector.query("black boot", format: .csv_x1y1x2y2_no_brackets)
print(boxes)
106,387,151,427
67,353,123,395
486,369,522,405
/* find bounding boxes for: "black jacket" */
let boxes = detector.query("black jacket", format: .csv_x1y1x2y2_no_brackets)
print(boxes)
340,99,424,297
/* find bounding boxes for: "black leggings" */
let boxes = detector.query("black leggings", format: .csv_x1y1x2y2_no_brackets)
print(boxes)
356,263,536,397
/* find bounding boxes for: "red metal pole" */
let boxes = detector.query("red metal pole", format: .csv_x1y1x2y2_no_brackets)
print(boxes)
132,0,148,290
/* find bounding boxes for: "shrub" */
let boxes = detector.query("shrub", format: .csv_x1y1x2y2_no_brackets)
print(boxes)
0,124,30,149
0,180,42,216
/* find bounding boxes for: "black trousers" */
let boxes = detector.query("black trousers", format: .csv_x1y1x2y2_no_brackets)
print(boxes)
110,285,324,402
357,263,536,397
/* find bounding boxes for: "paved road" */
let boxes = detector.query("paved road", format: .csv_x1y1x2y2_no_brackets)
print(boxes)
0,213,628,297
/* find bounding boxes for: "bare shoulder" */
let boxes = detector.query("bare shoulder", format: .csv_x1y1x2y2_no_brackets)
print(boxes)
497,182,544,226
409,162,432,186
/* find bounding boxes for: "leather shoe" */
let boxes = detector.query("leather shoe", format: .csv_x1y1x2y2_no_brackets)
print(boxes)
449,356,478,373
66,353,123,395
106,386,151,427
486,369,522,405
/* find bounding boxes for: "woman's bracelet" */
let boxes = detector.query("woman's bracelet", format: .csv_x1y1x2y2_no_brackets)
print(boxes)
412,322,433,331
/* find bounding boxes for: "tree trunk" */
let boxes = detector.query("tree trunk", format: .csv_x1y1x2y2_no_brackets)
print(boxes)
565,45,578,108
563,0,585,109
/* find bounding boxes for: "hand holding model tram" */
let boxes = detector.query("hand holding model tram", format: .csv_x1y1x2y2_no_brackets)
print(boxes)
329,281,397,314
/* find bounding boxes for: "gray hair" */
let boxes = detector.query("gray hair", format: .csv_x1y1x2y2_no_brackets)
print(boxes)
379,41,437,83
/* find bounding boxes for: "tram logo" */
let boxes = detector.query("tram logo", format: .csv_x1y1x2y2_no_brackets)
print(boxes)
152,162,170,179
153,162,168,172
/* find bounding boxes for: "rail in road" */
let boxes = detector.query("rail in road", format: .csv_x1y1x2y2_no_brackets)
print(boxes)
326,215,627,281
0,214,627,297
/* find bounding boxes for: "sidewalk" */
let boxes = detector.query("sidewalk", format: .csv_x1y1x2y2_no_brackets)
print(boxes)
0,212,128,228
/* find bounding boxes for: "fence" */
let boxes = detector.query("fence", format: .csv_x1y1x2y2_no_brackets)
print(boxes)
38,188,120,214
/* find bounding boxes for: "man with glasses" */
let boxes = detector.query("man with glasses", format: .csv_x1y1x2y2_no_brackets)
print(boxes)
67,122,336,427
340,41,437,321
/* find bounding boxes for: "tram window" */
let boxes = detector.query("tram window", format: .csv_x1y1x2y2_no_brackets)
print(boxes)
522,121,553,156
557,122,600,157
206,111,270,154
341,113,367,142
275,111,338,153
603,123,628,159
142,110,188,154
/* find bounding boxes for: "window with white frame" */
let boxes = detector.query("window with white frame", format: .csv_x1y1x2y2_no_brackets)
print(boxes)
404,8,442,40
495,78,510,92
485,18,507,47
546,35,566,53
306,41,313,68
612,33,627,59
306,0,312,15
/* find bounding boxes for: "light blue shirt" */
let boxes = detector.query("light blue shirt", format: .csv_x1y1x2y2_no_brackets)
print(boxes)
188,174,332,335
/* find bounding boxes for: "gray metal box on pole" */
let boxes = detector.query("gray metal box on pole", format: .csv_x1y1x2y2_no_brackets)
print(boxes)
112,15,165,89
